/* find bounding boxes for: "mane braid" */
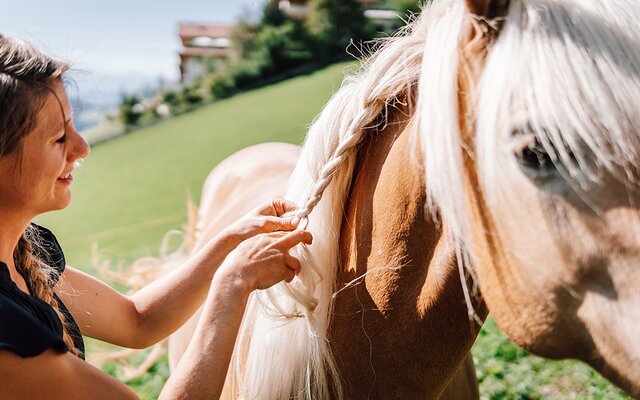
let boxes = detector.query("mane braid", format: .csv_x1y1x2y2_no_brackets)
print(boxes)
296,108,374,221
230,2,459,399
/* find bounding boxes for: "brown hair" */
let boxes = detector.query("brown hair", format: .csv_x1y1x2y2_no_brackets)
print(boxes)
0,35,78,355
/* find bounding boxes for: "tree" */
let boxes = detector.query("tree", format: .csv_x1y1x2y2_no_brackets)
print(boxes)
251,22,313,73
382,0,423,16
305,0,369,62
261,0,287,26
230,18,260,60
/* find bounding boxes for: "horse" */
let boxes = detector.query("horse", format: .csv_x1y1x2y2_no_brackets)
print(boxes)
166,0,640,398
168,140,480,400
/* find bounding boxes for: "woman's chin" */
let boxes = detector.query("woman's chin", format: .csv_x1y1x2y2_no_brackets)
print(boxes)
45,192,72,213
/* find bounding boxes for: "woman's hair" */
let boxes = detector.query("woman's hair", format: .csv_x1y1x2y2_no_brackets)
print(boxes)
0,35,78,355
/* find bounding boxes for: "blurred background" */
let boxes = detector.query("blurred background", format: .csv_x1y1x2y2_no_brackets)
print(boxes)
1,1,630,398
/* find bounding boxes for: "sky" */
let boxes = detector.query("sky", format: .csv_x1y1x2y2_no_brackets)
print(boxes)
1,0,265,100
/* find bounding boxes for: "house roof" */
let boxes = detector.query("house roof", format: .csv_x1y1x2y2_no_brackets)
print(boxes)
178,23,234,46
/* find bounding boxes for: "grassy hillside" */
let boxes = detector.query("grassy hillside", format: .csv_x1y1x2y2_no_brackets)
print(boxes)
38,63,355,269
37,63,629,399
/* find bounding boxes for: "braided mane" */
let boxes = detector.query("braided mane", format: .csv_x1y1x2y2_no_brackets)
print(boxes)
229,2,459,398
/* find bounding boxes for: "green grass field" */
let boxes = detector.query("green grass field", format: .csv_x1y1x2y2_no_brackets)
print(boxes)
37,63,629,399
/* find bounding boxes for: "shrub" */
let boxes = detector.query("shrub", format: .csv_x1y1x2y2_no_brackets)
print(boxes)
251,22,313,75
383,0,423,15
181,84,205,107
227,58,264,88
207,72,235,99
119,95,143,128
162,90,180,108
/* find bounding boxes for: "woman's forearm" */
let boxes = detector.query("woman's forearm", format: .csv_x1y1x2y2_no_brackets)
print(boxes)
159,228,310,398
159,274,250,400
118,199,298,348
126,232,240,348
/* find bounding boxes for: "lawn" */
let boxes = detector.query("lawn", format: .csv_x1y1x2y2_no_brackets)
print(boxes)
37,63,629,399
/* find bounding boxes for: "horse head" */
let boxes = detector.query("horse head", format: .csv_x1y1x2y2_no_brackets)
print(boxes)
420,0,640,395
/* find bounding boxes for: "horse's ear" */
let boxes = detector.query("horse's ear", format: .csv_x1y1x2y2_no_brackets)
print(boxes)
465,0,511,19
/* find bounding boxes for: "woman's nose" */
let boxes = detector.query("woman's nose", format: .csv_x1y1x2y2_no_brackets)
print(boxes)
67,128,90,161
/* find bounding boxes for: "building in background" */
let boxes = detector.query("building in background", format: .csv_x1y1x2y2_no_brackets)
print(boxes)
179,23,234,84
178,1,399,84
278,0,398,32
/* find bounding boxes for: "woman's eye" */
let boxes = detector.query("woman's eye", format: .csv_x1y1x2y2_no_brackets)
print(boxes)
55,134,66,144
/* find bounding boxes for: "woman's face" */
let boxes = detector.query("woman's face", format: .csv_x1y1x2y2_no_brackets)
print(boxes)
0,80,90,218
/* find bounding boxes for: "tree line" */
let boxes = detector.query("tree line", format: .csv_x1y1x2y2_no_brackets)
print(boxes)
119,0,422,129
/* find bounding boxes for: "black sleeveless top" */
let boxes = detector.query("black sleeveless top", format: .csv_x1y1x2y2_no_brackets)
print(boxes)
0,224,85,359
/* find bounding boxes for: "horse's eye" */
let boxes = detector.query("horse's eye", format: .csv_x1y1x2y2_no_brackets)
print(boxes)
516,137,555,172
511,129,561,182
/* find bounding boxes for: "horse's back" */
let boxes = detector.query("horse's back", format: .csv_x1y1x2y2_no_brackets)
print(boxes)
195,142,300,251
168,142,300,369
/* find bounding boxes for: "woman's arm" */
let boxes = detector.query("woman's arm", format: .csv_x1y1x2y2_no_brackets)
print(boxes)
161,228,311,399
57,234,234,348
57,198,300,349
0,229,311,400
0,348,139,400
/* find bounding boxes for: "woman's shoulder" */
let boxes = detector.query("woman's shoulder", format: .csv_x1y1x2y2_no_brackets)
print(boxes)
0,292,68,358
30,223,66,284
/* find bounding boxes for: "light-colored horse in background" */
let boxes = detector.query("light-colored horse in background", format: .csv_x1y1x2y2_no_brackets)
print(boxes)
168,0,640,398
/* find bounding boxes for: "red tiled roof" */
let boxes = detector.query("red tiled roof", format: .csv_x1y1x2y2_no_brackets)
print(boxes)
178,23,234,44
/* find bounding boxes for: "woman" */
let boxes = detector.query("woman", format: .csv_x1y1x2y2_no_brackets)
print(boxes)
0,35,311,399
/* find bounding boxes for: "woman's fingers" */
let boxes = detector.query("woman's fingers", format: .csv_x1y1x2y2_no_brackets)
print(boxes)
261,215,300,233
273,197,299,216
226,229,310,290
271,255,299,285
283,253,301,275
269,230,312,251
283,267,296,283
260,197,299,217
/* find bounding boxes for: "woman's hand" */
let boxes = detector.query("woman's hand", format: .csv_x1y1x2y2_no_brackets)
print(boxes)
222,197,302,246
166,230,312,400
216,229,313,293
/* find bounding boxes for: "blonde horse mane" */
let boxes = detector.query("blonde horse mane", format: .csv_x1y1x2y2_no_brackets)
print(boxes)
231,1,467,398
420,0,640,306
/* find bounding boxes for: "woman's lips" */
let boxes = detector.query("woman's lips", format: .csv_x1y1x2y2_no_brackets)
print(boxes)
57,173,73,184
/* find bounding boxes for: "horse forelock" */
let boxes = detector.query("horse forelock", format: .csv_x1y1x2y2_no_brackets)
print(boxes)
422,0,640,227
418,0,640,324
477,0,640,201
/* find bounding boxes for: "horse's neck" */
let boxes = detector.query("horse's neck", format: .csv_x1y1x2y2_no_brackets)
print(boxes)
331,115,482,398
